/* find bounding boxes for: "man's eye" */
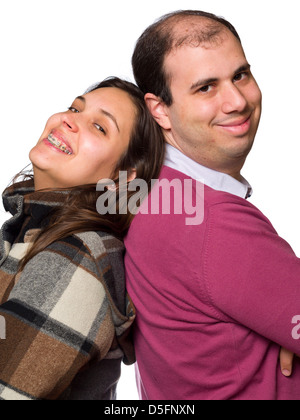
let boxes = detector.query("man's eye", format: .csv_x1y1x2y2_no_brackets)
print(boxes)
68,107,79,113
95,124,106,135
198,85,212,93
233,72,247,82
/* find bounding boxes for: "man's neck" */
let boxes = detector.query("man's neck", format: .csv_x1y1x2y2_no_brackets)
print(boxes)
165,140,245,182
164,144,252,199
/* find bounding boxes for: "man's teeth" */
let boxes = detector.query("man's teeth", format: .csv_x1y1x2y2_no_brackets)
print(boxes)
48,133,72,155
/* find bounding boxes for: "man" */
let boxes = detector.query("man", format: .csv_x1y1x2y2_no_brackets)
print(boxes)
125,10,299,400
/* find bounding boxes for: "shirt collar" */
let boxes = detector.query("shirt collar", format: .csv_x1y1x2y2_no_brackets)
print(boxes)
164,144,252,199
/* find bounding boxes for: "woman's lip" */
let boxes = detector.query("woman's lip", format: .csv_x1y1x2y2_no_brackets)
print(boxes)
42,138,73,155
51,129,73,152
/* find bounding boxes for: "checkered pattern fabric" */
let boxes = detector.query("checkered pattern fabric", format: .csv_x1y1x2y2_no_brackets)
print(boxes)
0,181,135,400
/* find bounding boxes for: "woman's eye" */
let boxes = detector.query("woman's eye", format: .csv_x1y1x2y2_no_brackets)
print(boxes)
95,124,106,135
68,107,79,113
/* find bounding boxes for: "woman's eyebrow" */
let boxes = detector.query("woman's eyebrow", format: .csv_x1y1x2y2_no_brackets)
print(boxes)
99,109,120,133
75,96,86,103
74,96,120,133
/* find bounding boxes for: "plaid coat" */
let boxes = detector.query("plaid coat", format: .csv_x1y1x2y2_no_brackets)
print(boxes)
0,180,135,400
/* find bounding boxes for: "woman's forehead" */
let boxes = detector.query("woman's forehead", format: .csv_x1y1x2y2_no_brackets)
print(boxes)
84,87,136,134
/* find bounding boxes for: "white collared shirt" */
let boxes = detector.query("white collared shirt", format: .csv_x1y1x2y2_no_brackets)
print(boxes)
164,144,252,199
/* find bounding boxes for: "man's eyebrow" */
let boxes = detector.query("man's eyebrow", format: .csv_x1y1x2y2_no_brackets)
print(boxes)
190,63,251,91
74,96,120,133
235,63,251,75
190,77,218,91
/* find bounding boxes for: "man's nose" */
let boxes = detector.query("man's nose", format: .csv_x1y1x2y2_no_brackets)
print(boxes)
221,84,248,114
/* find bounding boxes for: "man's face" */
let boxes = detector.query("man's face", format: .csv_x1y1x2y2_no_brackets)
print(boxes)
161,30,262,178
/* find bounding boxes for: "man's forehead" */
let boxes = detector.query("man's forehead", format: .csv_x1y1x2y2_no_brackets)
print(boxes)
166,29,241,60
168,16,229,49
164,33,247,85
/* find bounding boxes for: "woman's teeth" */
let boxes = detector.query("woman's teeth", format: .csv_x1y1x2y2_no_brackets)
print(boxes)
48,133,72,155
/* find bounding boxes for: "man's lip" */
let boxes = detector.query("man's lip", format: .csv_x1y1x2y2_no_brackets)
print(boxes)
215,114,252,136
216,114,251,128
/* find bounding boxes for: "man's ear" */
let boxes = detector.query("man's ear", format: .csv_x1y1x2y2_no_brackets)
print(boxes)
145,93,171,130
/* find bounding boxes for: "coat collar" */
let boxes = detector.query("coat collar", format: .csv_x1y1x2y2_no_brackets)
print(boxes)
0,179,70,265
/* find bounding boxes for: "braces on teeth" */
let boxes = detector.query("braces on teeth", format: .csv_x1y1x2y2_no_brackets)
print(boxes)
48,133,72,155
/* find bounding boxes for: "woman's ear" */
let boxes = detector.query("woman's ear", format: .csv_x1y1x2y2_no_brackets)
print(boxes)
145,93,171,130
127,169,137,183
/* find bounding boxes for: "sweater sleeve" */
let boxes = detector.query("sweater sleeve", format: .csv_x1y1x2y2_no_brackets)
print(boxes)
204,200,300,355
0,234,132,400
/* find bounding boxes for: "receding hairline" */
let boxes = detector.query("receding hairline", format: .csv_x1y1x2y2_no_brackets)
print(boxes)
132,11,242,104
159,16,238,90
160,14,238,51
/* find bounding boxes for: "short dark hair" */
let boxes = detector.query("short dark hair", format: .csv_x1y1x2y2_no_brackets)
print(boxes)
132,10,241,106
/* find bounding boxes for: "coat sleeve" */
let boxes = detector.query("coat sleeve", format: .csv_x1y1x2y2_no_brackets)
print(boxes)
0,234,131,400
204,200,300,355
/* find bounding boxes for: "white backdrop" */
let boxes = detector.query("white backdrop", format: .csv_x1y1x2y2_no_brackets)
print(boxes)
1,0,299,400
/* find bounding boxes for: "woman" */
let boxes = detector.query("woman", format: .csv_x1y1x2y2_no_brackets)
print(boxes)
0,78,165,400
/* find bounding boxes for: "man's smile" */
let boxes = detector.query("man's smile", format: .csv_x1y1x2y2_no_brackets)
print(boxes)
215,114,252,136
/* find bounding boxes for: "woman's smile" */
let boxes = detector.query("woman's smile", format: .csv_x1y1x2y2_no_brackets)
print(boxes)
43,130,73,155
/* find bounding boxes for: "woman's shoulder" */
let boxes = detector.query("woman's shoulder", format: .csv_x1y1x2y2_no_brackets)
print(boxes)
72,231,124,259
42,231,123,261
16,231,128,321
72,232,128,319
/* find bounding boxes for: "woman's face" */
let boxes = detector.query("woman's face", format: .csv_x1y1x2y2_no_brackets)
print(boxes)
30,87,137,190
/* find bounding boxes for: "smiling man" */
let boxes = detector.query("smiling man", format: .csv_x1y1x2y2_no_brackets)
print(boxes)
125,10,300,400
145,23,261,181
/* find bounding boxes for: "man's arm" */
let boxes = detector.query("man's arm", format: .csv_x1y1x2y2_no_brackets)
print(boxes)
204,200,300,355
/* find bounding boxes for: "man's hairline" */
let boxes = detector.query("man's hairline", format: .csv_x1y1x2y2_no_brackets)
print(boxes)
158,26,234,106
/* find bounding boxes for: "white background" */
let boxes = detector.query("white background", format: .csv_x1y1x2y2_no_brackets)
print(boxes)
0,0,299,400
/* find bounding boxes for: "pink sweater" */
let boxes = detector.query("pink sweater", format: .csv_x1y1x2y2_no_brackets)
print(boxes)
125,166,300,400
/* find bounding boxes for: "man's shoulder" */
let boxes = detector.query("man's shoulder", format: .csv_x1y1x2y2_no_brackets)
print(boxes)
152,165,255,212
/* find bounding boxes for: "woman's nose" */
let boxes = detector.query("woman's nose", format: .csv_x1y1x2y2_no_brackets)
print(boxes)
62,114,79,132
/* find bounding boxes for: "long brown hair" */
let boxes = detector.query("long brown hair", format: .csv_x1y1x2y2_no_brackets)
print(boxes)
19,77,165,270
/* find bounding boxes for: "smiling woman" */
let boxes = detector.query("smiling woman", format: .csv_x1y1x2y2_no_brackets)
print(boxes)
0,77,165,400
30,85,138,190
